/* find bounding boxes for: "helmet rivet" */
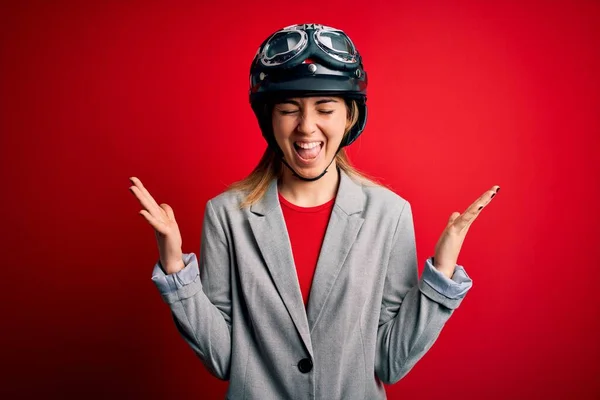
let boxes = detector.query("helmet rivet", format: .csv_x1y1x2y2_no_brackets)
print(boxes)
355,69,362,78
308,64,317,74
259,72,266,81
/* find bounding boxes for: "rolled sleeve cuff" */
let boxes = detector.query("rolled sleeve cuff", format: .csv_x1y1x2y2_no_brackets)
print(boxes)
418,257,473,310
151,253,199,295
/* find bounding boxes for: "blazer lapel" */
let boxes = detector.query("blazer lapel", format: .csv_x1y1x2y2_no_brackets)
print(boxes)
248,179,313,357
306,169,365,331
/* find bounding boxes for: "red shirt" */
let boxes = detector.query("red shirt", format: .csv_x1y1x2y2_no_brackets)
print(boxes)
279,192,335,307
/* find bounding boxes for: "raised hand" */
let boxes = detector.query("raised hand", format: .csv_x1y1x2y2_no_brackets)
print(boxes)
128,176,185,274
433,185,500,279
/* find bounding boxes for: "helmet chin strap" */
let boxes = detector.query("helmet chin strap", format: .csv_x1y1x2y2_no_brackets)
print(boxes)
280,153,338,182
277,144,343,182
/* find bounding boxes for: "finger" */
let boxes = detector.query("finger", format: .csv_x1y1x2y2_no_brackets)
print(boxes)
130,177,159,208
464,185,500,216
482,185,501,205
160,203,176,221
450,212,474,233
455,185,501,231
446,211,461,228
469,185,500,209
139,210,169,235
129,177,164,217
129,185,165,220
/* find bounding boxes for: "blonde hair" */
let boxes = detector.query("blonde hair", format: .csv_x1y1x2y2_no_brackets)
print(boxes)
229,99,380,207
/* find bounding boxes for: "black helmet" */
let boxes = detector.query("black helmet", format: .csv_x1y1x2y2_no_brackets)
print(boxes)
249,23,368,151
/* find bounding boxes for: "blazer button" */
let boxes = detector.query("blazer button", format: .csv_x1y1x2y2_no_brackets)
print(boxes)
297,358,313,373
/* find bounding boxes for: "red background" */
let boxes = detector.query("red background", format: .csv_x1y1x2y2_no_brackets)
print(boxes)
2,1,599,399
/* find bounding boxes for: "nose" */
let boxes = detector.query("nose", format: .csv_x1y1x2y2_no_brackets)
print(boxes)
296,109,317,135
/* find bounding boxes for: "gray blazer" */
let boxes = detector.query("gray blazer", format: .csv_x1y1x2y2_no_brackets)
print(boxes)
151,169,472,400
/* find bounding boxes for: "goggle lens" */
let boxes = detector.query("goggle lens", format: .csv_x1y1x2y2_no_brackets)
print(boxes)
318,31,354,54
265,31,303,58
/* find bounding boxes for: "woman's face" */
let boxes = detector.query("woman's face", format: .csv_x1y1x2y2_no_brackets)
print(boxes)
272,96,349,179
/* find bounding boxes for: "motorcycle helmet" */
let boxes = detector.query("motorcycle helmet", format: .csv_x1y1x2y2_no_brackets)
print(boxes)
248,23,368,180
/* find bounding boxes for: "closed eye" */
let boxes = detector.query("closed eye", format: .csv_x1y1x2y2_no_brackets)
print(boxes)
277,109,334,115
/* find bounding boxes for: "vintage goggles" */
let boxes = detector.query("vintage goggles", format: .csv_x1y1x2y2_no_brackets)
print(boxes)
258,23,360,68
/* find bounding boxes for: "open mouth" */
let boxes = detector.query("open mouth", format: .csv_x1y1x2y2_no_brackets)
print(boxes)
293,141,324,161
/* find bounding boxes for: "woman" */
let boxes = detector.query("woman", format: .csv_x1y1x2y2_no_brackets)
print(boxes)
129,23,499,399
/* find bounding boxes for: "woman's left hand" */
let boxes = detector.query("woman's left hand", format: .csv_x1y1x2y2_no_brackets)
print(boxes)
433,185,501,279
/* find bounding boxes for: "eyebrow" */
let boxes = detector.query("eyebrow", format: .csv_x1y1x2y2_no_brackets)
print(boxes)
278,98,339,106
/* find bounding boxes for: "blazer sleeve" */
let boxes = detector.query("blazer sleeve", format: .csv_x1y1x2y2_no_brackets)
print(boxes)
150,199,232,380
151,253,200,294
374,200,473,384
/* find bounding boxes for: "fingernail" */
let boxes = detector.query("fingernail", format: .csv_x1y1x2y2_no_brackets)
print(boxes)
496,187,500,193
478,206,483,210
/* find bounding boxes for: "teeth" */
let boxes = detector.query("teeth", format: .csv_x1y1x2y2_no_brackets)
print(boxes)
295,142,321,149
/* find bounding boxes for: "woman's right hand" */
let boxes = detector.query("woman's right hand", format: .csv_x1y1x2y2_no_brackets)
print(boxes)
129,176,185,274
